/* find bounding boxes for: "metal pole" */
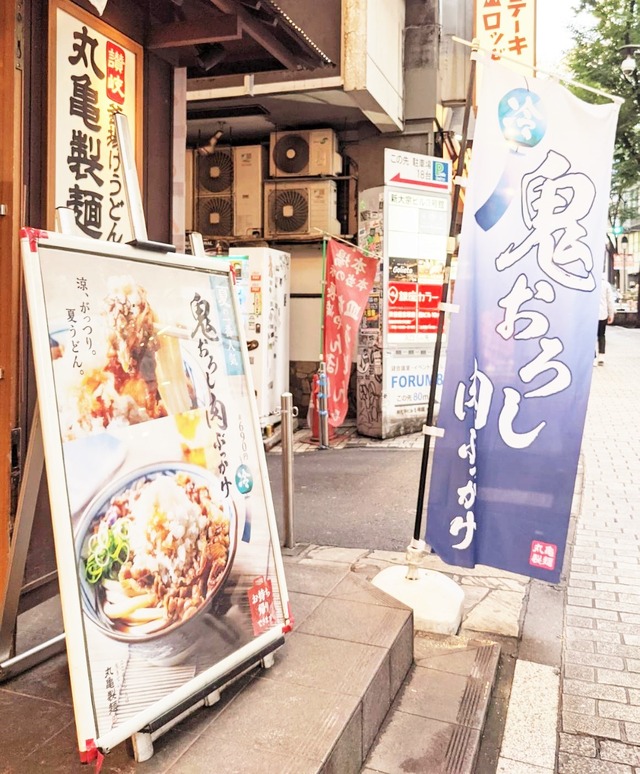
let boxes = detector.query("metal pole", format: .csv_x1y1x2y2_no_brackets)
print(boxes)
317,361,330,449
412,42,478,544
281,393,295,549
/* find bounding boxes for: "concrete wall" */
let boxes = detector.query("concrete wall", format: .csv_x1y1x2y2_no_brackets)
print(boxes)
404,0,439,124
343,0,405,132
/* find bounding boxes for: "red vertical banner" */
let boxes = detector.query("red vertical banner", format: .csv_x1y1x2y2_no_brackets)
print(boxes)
323,239,378,427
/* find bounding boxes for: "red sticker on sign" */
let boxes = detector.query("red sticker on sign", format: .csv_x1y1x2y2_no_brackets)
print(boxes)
248,576,278,635
106,42,125,104
529,540,557,571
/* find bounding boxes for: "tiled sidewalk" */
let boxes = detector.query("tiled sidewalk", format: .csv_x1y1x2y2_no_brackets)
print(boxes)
557,325,640,772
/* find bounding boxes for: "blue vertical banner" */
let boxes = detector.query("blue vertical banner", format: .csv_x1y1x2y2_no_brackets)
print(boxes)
426,59,620,583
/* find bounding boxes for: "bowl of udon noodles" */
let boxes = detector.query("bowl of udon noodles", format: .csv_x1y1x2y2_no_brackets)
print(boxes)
75,462,237,661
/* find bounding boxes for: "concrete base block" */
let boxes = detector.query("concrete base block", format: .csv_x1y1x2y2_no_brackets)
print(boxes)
371,565,464,635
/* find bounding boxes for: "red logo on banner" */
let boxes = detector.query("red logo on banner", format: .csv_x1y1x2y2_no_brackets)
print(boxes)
106,42,126,105
529,540,557,571
323,239,378,427
248,576,278,635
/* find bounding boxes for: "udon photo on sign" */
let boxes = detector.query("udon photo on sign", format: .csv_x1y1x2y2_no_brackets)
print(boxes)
21,231,290,755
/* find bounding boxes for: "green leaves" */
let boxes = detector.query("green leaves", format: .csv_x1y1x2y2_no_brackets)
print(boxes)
565,0,640,196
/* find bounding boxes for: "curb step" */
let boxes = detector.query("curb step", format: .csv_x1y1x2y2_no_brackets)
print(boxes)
362,633,501,774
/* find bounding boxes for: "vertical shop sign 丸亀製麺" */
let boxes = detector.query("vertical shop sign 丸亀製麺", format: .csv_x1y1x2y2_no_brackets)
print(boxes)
49,0,143,241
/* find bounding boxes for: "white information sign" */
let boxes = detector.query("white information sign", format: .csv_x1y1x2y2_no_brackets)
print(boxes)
384,149,452,193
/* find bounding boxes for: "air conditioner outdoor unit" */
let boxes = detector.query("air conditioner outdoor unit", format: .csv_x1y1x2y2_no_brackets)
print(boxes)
233,145,264,237
194,145,264,238
269,128,342,178
195,146,234,238
197,147,234,195
264,180,340,238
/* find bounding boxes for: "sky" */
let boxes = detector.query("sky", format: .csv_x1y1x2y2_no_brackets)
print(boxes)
536,0,590,71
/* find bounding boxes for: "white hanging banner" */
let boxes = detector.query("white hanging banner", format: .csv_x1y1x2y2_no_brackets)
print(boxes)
426,58,620,582
87,0,108,14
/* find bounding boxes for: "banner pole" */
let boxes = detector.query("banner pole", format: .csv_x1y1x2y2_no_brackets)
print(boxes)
320,236,328,359
411,42,479,544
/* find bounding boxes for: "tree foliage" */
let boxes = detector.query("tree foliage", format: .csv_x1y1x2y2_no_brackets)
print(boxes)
565,0,640,207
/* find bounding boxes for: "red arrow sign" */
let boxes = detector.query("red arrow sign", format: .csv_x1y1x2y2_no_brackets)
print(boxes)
390,172,449,190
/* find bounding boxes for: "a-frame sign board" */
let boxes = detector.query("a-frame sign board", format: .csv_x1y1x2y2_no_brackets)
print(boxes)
1,115,291,763
19,228,291,762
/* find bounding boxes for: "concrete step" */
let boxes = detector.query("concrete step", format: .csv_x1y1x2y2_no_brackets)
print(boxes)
201,560,415,773
362,633,501,774
0,554,500,773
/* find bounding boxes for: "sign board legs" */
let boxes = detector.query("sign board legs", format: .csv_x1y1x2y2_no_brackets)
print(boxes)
0,407,66,682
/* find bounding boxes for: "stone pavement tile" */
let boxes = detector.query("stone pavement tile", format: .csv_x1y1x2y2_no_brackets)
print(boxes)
566,626,621,644
600,700,640,723
17,702,215,774
297,597,411,649
365,710,480,774
171,676,361,770
570,578,596,589
459,574,527,592
558,752,634,773
288,589,324,629
564,678,626,702
328,572,415,609
392,664,490,729
499,660,559,770
622,721,640,744
305,545,369,564
281,558,350,596
567,605,619,621
566,639,596,654
565,650,625,670
0,689,76,762
496,759,554,773
264,630,387,698
598,669,640,689
1,651,72,705
563,693,597,715
565,663,596,681
457,583,488,613
562,710,623,739
600,740,640,766
461,589,524,638
170,735,322,774
598,642,640,658
413,632,500,679
559,732,597,756
565,615,596,629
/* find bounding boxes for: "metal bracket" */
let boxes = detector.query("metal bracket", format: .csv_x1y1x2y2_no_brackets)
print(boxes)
15,0,24,71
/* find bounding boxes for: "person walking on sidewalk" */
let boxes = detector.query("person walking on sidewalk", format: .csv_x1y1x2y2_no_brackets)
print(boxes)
596,276,615,365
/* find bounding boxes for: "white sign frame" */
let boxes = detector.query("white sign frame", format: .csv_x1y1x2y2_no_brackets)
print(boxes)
20,229,291,758
48,0,143,240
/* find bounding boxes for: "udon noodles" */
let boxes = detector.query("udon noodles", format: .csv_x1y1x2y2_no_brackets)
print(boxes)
81,471,231,635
